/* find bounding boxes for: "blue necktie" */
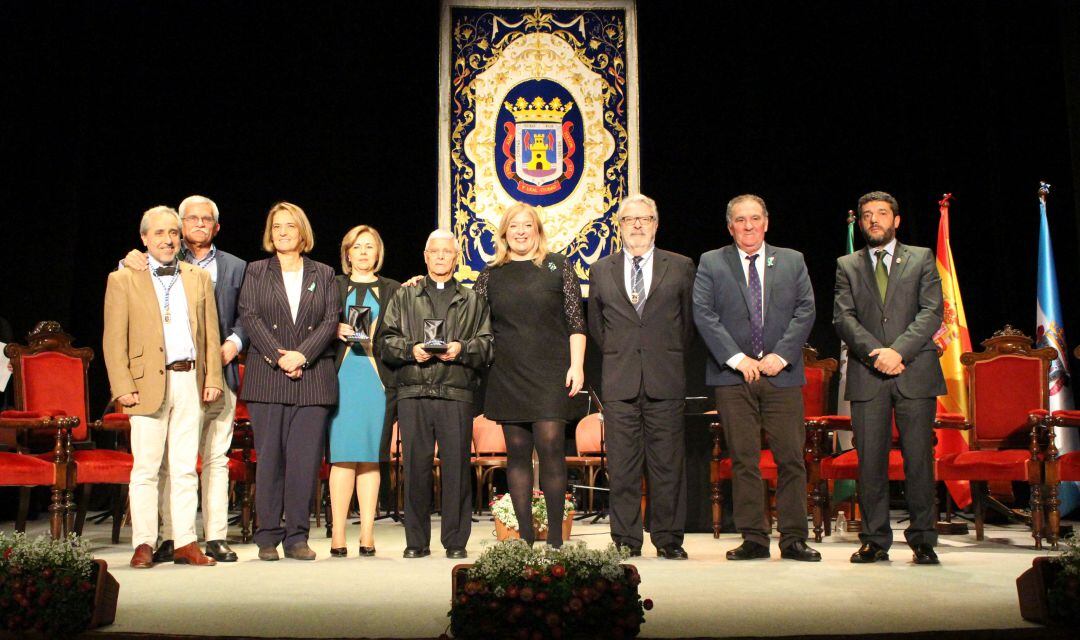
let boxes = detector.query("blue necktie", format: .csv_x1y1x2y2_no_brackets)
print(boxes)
631,256,646,317
747,254,764,357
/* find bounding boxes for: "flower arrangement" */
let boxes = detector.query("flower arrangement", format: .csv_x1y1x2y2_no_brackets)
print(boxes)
1047,531,1080,624
447,541,650,639
0,532,99,636
490,491,575,532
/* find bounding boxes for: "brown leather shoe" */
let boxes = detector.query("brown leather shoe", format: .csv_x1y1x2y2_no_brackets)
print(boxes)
284,542,317,561
130,544,154,568
173,541,217,566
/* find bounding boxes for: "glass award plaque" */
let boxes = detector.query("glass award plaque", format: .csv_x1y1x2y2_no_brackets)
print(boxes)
422,318,448,353
346,305,372,345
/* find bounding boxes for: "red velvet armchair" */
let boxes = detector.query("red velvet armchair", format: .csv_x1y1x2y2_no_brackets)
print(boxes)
1040,343,1080,548
3,321,132,542
0,409,78,539
935,326,1055,547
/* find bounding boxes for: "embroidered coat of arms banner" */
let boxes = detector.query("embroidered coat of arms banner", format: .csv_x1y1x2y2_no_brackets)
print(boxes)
438,0,639,293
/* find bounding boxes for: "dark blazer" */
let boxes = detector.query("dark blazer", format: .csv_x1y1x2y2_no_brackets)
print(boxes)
214,249,247,392
587,248,696,401
693,244,815,388
833,242,947,401
238,255,341,406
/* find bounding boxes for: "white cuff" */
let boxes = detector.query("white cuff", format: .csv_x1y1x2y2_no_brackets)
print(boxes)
226,334,243,351
725,353,745,370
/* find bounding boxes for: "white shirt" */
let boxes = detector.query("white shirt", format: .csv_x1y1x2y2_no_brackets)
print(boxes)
870,238,897,273
282,269,304,323
726,244,786,370
148,256,196,364
623,246,655,301
180,244,243,351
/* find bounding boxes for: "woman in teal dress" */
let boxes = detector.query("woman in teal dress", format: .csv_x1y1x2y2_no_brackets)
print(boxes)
328,225,400,556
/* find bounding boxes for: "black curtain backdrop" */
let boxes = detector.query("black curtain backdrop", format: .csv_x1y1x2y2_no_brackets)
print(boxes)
2,1,1079,411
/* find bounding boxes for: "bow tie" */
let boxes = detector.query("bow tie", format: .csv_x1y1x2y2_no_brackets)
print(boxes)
155,265,177,276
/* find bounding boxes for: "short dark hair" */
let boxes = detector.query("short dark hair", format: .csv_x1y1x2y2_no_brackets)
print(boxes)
857,191,899,216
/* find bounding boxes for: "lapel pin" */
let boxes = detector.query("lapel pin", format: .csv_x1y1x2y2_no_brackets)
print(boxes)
308,281,317,292
766,256,775,267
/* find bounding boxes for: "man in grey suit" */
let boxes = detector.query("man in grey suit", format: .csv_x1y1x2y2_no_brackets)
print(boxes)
122,195,246,562
834,191,946,565
588,194,696,559
693,194,818,562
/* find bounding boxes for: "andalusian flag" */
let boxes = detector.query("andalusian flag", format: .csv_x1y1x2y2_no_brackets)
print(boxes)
833,211,857,503
1036,183,1078,517
932,193,972,508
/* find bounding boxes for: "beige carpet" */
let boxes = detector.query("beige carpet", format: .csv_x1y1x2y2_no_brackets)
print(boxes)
13,514,1065,638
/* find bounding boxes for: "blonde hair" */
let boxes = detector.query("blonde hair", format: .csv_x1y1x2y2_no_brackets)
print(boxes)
490,202,548,267
262,201,315,254
339,224,385,274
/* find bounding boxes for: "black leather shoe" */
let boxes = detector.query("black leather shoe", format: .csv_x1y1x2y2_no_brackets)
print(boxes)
850,541,890,564
726,540,769,561
205,540,238,562
657,545,689,560
330,547,347,558
780,539,821,562
446,547,468,559
912,544,940,565
358,546,376,557
403,547,431,558
152,539,174,563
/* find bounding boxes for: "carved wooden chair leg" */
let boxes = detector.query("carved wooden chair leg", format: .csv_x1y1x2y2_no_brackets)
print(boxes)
16,487,32,532
973,481,986,541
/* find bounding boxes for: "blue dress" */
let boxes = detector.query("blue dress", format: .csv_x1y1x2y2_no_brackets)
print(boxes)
328,284,386,463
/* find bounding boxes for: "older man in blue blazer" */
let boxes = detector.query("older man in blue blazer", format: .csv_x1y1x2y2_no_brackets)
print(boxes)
693,194,818,562
122,195,246,563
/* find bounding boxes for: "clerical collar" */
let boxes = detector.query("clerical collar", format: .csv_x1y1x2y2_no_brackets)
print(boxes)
426,276,453,290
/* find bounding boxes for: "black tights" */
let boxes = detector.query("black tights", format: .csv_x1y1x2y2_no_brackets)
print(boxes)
502,421,567,546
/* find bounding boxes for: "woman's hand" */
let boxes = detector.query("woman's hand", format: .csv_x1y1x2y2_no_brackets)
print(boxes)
337,322,353,342
277,349,307,372
565,365,584,397
401,275,424,287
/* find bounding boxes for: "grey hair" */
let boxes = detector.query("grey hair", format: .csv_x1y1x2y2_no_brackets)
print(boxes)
857,191,900,217
425,228,458,251
617,194,659,223
140,205,182,234
178,195,220,223
725,194,769,225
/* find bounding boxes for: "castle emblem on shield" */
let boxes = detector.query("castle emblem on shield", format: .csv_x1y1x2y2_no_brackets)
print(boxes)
501,96,577,196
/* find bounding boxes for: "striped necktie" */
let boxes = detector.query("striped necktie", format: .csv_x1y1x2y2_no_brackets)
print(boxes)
631,256,646,317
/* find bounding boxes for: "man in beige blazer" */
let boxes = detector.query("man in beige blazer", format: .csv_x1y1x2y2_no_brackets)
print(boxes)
103,205,223,568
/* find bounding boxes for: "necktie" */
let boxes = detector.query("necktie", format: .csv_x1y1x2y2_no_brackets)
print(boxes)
747,254,764,357
631,256,646,317
875,249,889,303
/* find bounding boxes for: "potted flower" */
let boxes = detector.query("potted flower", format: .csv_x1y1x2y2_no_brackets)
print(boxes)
0,532,119,636
1017,531,1080,625
447,541,650,639
490,491,575,541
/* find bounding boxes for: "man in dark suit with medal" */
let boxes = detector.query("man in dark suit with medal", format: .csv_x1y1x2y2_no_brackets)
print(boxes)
587,194,696,559
834,191,946,565
693,194,818,562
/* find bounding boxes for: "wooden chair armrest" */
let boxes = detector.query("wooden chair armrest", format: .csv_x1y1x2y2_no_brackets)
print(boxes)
91,413,132,431
933,413,971,430
1051,410,1080,428
806,415,852,431
0,411,77,431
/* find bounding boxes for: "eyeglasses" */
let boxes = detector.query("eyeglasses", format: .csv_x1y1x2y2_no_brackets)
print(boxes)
425,249,456,257
182,215,216,226
620,215,656,226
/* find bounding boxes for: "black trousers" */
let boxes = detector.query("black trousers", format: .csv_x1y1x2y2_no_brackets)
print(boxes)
605,389,686,550
398,398,473,550
248,402,329,549
715,379,807,548
851,380,938,550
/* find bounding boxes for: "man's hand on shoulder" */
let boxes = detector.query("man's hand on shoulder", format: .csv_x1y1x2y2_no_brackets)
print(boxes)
123,250,149,271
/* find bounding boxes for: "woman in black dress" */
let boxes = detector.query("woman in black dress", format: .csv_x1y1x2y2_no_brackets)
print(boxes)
474,202,585,546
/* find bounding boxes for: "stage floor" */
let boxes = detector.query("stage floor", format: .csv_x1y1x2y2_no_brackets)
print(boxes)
12,512,1069,639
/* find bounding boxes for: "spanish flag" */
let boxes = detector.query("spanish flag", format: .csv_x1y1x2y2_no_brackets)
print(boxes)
933,193,972,508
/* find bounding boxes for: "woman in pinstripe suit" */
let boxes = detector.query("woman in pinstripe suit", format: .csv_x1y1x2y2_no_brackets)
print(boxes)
238,202,341,561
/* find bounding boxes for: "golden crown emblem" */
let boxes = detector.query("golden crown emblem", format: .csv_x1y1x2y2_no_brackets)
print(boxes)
503,96,574,123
